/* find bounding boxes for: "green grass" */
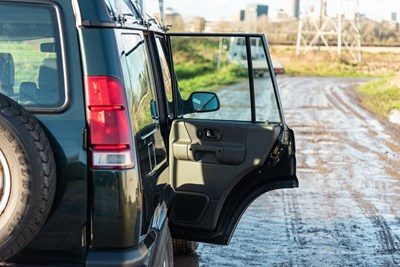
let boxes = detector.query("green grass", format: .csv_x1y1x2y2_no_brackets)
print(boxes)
177,64,247,98
171,37,248,98
355,74,400,118
174,63,215,80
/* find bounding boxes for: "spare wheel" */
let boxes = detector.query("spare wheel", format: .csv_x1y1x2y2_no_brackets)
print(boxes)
0,94,56,261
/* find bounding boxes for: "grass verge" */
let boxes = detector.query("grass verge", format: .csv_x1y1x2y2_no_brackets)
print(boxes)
176,64,247,98
355,74,400,119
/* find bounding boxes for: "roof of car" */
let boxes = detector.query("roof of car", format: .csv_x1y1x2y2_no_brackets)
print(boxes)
0,0,166,40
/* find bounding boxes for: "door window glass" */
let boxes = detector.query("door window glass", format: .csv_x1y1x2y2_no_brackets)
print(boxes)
169,35,281,123
171,36,251,121
121,34,155,132
155,37,173,102
249,37,281,123
155,37,174,118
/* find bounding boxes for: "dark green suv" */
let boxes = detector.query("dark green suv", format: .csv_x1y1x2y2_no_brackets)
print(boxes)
0,0,298,266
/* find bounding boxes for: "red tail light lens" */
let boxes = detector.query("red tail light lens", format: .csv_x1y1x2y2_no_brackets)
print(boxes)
85,76,134,169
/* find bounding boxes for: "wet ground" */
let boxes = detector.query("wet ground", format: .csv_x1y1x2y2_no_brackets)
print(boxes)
175,77,400,266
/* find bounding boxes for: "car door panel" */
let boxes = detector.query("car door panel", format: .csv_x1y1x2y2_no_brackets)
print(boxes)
161,33,298,244
169,119,281,230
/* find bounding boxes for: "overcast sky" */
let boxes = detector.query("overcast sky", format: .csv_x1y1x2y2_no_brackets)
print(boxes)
147,0,399,21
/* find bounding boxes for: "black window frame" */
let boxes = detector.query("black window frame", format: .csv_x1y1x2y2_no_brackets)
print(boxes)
167,32,285,124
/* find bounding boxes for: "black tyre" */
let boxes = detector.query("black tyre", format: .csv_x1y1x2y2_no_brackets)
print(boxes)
160,227,174,267
148,224,174,267
0,95,56,261
172,239,199,255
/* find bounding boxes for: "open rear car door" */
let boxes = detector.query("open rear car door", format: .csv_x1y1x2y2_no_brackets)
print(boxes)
163,33,298,245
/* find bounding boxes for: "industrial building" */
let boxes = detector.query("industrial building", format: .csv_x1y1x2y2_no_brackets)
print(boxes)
282,0,300,18
238,4,269,22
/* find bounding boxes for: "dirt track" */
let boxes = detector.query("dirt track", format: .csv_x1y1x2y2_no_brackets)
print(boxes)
175,77,400,266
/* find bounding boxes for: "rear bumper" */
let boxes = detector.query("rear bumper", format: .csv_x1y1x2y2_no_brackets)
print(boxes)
86,244,149,267
86,217,171,267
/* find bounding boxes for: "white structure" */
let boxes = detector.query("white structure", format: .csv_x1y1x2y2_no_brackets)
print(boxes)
296,0,362,63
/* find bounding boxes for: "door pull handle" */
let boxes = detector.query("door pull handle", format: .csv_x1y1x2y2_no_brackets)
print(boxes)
189,144,223,161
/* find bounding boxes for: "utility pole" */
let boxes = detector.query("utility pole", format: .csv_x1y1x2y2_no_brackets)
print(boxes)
318,0,327,50
136,0,148,22
338,6,342,58
320,0,327,17
159,0,164,25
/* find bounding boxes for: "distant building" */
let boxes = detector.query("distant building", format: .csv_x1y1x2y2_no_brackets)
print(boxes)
232,9,245,21
391,12,397,22
245,4,269,22
281,0,300,18
240,10,246,21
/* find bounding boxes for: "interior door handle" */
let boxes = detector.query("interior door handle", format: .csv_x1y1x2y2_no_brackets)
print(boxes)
189,144,223,161
197,128,222,140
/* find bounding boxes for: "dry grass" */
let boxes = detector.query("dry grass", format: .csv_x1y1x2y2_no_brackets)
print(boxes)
269,46,400,78
269,46,400,119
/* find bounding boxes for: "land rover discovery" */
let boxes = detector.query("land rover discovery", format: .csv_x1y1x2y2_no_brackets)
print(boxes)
0,0,298,266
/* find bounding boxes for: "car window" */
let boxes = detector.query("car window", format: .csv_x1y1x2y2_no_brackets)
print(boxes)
249,37,281,123
0,2,65,109
155,37,173,103
121,34,155,132
120,33,167,176
169,35,281,123
155,37,174,117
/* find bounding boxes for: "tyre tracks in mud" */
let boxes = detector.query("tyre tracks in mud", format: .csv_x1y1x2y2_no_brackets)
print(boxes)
326,83,400,174
282,190,305,247
282,77,400,264
344,162,400,266
347,185,398,254
194,77,400,266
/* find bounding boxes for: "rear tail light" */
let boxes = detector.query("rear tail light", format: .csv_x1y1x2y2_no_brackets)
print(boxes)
85,76,134,169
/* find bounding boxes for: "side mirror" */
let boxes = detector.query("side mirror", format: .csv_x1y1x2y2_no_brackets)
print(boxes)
190,92,220,113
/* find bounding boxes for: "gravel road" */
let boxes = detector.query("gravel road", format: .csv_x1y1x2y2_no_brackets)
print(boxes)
175,77,400,266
